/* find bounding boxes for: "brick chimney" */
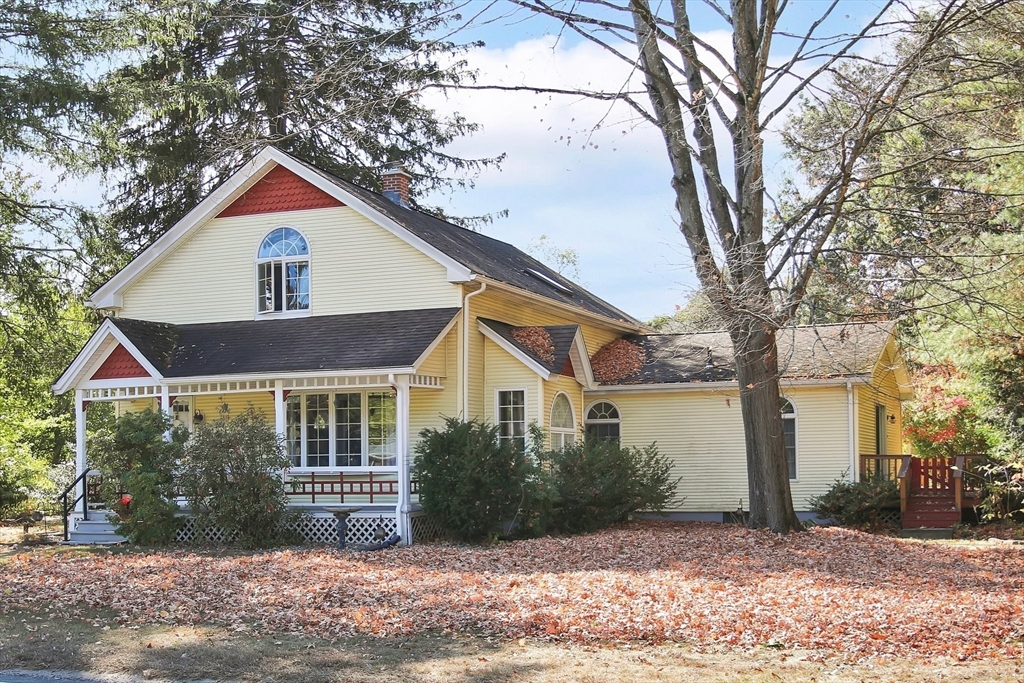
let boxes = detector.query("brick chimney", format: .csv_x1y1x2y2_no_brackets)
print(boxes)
382,163,411,208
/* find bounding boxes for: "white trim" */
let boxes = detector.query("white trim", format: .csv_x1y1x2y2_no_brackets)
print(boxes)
52,319,164,395
88,147,472,309
411,311,461,371
477,320,551,380
847,381,857,483
165,367,416,385
781,395,798,482
586,376,872,395
583,399,621,441
74,390,87,512
286,387,399,470
568,328,596,389
494,386,529,451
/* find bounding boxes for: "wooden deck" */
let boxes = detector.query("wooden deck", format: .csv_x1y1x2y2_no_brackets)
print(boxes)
860,454,986,529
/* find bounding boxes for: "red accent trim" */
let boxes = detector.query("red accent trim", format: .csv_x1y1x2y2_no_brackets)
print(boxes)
82,401,91,411
218,165,344,217
561,356,575,378
91,345,151,380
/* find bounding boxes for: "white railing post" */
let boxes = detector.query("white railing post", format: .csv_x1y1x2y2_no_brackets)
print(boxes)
395,375,412,545
75,389,87,515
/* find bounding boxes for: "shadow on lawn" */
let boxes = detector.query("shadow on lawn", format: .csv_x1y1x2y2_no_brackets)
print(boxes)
0,613,549,683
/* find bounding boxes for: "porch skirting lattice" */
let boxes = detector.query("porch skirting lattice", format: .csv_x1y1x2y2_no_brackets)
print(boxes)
174,513,399,546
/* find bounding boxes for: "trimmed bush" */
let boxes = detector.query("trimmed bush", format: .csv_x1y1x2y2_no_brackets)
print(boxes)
178,407,301,549
539,437,678,534
89,409,184,545
808,476,900,528
414,417,541,542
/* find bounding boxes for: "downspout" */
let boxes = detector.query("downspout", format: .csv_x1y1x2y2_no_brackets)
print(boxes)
847,381,856,483
462,280,486,418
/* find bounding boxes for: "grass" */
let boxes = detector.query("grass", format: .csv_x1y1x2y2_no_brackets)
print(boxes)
2,607,1023,682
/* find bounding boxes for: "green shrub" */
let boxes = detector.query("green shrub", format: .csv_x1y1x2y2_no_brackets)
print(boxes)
808,475,900,528
538,436,679,534
89,409,184,545
178,407,300,548
414,417,541,542
974,458,1024,523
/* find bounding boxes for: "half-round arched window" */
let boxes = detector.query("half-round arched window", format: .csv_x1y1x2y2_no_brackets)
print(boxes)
585,400,620,443
256,227,310,314
550,393,576,450
780,397,797,481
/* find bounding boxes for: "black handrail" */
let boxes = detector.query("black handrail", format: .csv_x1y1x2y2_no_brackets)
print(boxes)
58,469,91,542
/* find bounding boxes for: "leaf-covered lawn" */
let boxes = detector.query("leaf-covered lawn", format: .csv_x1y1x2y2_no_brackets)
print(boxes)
2,523,1022,661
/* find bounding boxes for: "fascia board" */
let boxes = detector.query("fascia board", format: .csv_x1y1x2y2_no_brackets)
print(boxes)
586,376,871,395
477,320,551,380
162,367,417,385
411,311,461,371
570,328,597,389
90,147,472,308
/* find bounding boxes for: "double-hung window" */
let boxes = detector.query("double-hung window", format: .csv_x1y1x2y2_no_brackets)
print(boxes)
256,227,310,314
780,397,797,480
497,389,526,453
285,389,397,468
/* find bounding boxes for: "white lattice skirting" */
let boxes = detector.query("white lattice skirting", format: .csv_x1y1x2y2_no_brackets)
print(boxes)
410,512,445,542
175,514,398,545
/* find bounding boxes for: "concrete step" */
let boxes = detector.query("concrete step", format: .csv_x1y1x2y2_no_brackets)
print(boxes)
67,517,127,545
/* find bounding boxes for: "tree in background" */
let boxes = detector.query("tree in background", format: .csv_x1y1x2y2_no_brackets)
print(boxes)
93,0,501,270
504,0,1013,530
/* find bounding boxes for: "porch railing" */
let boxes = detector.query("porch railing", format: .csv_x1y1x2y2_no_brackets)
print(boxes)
283,471,419,505
859,453,989,516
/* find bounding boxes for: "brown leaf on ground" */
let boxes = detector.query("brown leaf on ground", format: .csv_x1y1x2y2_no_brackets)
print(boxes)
2,523,1023,662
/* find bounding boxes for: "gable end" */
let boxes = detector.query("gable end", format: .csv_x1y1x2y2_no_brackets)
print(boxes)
91,344,152,380
218,165,344,217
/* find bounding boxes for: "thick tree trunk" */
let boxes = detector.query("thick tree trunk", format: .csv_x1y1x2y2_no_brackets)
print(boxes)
730,324,802,532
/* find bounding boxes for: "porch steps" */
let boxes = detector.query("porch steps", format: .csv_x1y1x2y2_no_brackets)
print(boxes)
66,517,126,545
903,494,960,530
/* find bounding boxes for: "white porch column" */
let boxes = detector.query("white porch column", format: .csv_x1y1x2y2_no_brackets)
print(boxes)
160,385,172,439
274,384,286,437
395,375,412,545
75,390,87,514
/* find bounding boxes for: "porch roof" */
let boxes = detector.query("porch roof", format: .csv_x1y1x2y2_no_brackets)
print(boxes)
107,307,460,377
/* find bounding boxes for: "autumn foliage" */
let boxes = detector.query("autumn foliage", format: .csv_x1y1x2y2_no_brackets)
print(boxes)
903,365,993,459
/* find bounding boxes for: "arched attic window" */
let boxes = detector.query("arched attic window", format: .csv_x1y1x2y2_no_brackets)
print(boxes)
550,393,576,450
256,227,310,314
585,401,620,443
780,397,797,481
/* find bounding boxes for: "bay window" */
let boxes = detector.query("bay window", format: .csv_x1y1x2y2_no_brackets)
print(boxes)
285,389,397,468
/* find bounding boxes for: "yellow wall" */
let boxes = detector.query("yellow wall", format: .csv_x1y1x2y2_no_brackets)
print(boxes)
409,330,459,449
119,206,461,323
481,337,542,429
115,398,157,417
856,339,905,461
593,385,853,512
465,285,625,421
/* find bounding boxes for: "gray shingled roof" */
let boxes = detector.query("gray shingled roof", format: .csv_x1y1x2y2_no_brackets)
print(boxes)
478,318,580,375
110,308,460,377
597,322,895,385
291,157,640,326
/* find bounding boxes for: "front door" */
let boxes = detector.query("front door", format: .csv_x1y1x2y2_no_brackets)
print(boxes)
172,397,193,432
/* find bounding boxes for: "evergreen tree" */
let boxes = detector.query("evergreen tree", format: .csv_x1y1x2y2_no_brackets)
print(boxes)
98,0,499,263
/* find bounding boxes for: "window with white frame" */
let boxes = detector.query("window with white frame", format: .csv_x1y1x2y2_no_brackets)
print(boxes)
781,397,797,480
256,227,310,314
550,393,576,450
285,389,397,468
585,401,620,442
497,389,526,453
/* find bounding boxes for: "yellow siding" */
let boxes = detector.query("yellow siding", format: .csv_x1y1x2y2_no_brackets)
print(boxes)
120,206,461,323
193,392,275,422
596,385,852,512
482,338,540,429
115,398,157,417
857,339,904,460
466,286,624,421
416,327,449,377
409,331,459,450
543,374,585,448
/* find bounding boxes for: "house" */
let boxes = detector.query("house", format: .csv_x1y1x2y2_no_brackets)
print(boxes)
53,147,912,544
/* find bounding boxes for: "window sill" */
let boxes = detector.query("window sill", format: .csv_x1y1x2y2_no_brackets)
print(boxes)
256,309,312,320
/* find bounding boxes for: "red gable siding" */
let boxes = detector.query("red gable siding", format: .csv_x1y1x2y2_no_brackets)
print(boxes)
218,165,344,217
91,344,151,379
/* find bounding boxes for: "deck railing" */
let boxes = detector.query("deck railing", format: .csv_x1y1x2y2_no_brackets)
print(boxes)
859,453,989,516
859,454,906,482
283,471,419,504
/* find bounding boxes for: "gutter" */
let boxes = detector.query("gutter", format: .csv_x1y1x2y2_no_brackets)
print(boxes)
587,376,872,394
462,280,487,417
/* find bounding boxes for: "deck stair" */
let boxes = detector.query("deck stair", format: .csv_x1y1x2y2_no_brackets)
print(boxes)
898,456,975,531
